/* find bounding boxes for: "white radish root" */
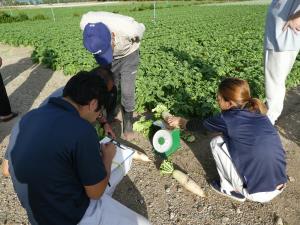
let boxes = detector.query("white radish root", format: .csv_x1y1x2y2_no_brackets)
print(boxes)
133,151,151,162
160,160,205,197
162,111,172,121
172,170,206,197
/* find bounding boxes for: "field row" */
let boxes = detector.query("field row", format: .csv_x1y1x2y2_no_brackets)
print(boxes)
0,3,299,117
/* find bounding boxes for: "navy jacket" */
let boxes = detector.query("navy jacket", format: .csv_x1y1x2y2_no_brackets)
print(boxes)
10,98,107,225
187,108,287,194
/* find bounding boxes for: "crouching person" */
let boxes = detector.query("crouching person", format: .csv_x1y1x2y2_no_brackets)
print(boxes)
167,78,287,203
6,71,151,225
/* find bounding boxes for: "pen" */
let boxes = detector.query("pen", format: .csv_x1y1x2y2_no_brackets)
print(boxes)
109,138,126,150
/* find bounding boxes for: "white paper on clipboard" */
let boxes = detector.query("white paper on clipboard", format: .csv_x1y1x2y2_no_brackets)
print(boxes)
100,137,135,172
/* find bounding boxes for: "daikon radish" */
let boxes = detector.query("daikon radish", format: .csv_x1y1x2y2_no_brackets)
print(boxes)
162,111,172,121
160,160,205,197
133,151,151,162
172,170,205,197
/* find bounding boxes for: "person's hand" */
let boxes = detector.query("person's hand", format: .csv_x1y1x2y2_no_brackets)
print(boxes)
167,116,187,129
283,16,300,33
101,142,116,162
0,57,2,68
97,115,106,124
131,36,140,42
103,123,116,139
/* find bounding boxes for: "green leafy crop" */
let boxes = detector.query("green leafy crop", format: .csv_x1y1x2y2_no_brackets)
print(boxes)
1,3,299,119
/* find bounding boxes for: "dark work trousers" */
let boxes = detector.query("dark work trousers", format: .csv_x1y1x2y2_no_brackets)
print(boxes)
105,85,118,123
111,50,139,113
0,72,12,116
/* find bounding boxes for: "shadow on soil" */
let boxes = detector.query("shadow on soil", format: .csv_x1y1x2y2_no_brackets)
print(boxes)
113,175,149,219
276,85,300,147
0,58,53,144
2,57,33,86
182,132,219,182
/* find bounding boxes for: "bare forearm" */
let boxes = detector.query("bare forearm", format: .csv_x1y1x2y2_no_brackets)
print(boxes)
102,156,113,179
100,142,116,183
84,176,109,200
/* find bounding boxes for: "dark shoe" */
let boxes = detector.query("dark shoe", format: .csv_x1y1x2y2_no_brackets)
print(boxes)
0,112,18,122
210,180,246,202
122,110,139,141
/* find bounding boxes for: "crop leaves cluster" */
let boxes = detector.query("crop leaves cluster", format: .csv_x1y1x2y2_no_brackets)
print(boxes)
0,4,299,118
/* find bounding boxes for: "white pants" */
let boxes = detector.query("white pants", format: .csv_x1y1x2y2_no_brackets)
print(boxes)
10,148,151,225
210,136,283,203
78,195,151,225
78,154,151,225
264,49,299,124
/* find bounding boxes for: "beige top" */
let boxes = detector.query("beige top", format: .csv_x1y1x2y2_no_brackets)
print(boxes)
80,11,146,59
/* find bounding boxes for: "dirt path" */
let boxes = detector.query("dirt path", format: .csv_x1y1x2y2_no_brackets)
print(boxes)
3,1,121,9
0,43,69,224
0,43,299,225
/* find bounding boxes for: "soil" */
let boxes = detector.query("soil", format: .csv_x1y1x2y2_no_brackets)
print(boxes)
0,43,299,225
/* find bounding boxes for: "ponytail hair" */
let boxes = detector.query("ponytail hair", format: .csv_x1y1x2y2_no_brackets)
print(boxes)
218,78,267,115
244,98,267,115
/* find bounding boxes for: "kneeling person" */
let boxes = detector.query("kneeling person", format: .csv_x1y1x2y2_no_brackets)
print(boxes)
6,71,151,225
167,78,287,203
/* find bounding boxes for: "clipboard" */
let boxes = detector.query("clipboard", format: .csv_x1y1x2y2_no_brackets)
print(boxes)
100,137,135,172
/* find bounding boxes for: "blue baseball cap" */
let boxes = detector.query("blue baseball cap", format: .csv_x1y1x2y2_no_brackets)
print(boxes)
83,23,113,66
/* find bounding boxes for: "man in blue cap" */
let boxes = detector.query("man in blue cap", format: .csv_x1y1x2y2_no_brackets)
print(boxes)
264,0,300,125
80,12,146,140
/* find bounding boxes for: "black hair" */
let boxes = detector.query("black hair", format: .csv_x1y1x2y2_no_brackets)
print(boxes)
63,70,108,111
89,66,114,89
89,66,117,116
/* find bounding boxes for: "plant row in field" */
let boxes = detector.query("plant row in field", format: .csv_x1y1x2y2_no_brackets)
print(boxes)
0,11,48,23
0,4,299,118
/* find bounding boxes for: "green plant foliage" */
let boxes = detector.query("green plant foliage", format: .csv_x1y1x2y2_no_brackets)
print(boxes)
0,11,28,23
0,4,299,119
73,13,80,17
152,104,169,120
133,116,153,137
32,14,48,21
0,11,48,23
160,159,174,175
94,123,105,140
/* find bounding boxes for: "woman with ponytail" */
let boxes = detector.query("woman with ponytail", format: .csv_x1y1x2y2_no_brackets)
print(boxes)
167,78,287,203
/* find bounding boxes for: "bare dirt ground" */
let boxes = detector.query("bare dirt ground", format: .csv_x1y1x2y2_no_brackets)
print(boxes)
0,43,299,225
